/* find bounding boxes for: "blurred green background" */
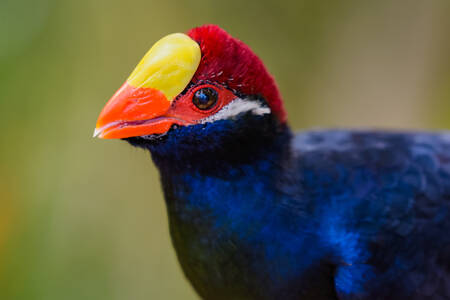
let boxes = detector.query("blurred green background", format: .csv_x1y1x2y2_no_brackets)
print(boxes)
1,0,449,299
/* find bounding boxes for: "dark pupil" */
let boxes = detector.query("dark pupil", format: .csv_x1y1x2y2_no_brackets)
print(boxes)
193,87,218,110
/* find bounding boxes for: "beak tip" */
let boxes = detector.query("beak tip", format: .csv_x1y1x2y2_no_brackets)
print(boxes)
93,128,102,138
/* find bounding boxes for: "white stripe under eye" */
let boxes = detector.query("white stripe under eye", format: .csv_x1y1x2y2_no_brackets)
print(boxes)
199,98,271,124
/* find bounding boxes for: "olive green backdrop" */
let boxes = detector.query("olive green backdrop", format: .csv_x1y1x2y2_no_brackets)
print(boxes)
1,0,449,299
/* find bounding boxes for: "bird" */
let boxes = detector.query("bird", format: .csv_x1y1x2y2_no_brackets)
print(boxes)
94,25,450,299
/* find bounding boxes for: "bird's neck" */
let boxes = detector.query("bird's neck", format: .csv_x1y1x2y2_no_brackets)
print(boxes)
149,123,325,298
153,117,292,173
149,113,292,171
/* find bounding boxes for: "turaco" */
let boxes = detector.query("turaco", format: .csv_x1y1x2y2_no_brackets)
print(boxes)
94,25,450,300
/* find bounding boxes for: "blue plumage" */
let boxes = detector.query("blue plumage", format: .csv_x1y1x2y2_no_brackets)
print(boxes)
127,115,450,299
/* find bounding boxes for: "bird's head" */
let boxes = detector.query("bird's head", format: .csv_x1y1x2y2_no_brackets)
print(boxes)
94,25,289,163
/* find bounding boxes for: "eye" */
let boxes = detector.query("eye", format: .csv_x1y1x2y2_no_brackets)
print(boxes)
192,87,218,110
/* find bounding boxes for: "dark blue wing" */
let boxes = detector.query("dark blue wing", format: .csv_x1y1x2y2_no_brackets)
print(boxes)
293,130,450,299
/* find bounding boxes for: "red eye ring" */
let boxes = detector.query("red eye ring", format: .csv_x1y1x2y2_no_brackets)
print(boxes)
189,84,222,114
165,83,236,125
192,87,218,110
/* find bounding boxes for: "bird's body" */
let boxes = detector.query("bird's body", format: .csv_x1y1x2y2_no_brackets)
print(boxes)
95,25,450,299
132,126,450,300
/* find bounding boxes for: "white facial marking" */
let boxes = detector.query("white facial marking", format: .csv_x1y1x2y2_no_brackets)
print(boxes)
200,98,271,124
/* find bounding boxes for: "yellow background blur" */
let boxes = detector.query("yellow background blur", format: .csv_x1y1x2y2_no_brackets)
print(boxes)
1,0,449,299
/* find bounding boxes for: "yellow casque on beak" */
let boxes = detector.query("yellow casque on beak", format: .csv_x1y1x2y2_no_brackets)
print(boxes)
127,33,201,99
94,33,201,139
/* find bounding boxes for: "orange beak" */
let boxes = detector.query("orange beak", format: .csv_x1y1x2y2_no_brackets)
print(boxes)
94,33,201,139
93,82,178,139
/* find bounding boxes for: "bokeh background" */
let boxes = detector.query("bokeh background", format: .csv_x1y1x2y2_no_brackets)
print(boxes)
1,0,449,299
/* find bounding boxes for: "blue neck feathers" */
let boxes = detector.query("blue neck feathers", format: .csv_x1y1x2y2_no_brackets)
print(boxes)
126,114,336,298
